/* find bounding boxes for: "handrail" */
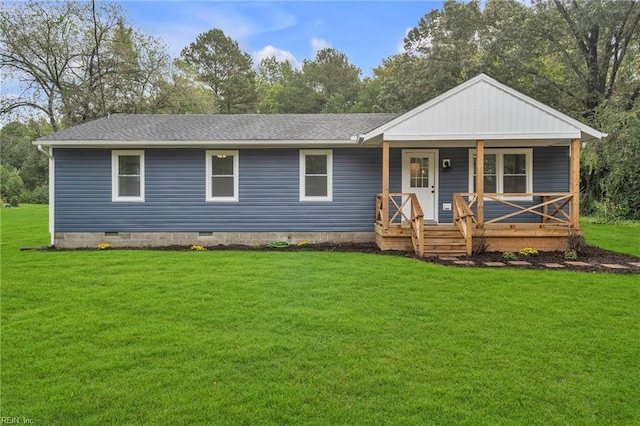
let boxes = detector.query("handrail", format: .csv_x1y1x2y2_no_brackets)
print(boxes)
409,194,424,256
452,193,473,255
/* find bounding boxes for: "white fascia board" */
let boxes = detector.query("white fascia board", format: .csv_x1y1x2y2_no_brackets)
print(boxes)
34,139,360,148
387,139,572,148
383,131,581,141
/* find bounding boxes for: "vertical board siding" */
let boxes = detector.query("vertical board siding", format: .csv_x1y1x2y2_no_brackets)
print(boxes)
388,80,579,137
55,148,383,232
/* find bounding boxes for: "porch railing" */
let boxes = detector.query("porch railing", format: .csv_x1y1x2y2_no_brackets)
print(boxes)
452,193,474,255
376,193,424,256
458,192,576,227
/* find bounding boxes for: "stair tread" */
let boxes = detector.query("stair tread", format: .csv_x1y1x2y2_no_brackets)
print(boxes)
417,226,468,256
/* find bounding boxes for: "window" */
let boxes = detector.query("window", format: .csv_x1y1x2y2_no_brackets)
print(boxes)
300,149,332,201
410,157,430,188
469,149,532,200
112,150,144,202
206,150,239,201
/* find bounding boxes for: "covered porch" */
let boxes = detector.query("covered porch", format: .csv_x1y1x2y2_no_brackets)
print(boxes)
373,136,582,256
358,74,603,257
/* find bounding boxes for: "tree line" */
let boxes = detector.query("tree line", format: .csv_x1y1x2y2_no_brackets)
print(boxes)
1,0,639,219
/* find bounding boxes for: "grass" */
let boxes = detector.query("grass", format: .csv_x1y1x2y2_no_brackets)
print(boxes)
2,205,639,424
581,219,640,256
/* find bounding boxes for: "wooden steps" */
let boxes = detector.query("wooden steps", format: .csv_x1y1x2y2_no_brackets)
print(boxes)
421,225,468,257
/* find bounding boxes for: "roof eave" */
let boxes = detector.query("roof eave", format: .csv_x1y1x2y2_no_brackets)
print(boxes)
33,139,361,148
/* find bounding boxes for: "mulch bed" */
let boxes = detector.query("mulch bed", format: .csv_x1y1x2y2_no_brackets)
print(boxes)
29,242,640,274
425,245,640,273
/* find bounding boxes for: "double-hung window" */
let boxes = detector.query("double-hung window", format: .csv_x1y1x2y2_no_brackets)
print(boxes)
469,148,532,200
300,149,333,201
206,150,239,202
112,150,145,202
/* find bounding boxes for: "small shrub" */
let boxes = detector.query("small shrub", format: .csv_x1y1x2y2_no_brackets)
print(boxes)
472,232,489,255
296,241,310,247
564,250,578,260
98,243,113,250
191,245,206,251
502,251,517,260
266,241,289,248
566,232,586,253
519,247,539,257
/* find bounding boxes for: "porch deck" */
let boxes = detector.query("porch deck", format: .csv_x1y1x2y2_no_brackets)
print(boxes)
375,193,581,256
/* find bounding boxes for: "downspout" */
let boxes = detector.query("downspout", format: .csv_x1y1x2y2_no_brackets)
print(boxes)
37,145,55,247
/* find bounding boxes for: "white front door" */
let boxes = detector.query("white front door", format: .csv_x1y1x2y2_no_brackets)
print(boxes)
402,150,437,222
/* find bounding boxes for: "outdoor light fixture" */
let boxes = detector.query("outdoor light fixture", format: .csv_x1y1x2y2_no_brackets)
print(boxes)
442,159,452,170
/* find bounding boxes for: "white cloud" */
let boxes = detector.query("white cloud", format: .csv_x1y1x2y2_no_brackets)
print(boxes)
150,6,254,56
310,37,332,55
253,45,300,68
133,3,296,57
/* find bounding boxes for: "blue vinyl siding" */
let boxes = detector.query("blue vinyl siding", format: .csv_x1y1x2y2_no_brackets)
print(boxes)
55,148,384,232
532,146,569,192
55,145,570,231
437,147,471,223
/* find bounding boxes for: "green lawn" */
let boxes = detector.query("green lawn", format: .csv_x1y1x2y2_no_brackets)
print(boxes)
2,205,639,424
581,219,640,257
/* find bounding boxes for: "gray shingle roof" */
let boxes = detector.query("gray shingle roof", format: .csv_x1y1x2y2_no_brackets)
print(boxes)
39,113,399,142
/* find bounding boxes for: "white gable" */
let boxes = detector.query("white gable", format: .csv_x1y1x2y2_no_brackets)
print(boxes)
362,74,603,143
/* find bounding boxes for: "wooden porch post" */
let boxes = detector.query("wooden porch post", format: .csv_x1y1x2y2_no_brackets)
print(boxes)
476,139,484,226
570,138,581,229
382,140,390,229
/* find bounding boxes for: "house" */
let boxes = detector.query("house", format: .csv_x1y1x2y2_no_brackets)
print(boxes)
35,74,604,255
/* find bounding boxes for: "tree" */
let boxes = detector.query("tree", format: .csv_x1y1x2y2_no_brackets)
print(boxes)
372,53,431,112
372,0,486,112
349,77,384,113
0,119,51,201
301,48,363,113
0,164,25,206
256,57,301,113
404,0,484,86
0,0,171,128
180,29,256,113
538,0,640,116
151,59,218,114
255,56,326,113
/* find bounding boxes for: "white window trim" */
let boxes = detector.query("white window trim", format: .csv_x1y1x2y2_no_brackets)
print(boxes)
300,149,333,202
206,150,239,202
112,150,145,202
468,148,533,201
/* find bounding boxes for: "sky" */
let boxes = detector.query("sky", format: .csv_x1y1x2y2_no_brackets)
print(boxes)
118,1,444,77
1,0,443,125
